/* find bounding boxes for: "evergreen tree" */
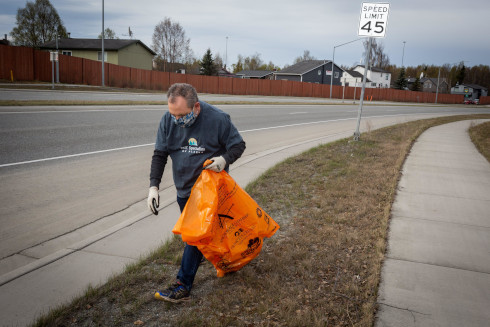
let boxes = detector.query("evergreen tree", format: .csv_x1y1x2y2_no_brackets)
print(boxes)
200,49,217,76
394,67,408,90
411,76,422,91
456,63,466,84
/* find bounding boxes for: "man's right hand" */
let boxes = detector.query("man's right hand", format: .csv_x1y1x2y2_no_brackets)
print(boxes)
148,186,160,215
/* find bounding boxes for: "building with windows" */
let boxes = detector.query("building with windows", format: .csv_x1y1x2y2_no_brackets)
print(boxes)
40,38,156,70
273,60,344,85
352,65,391,88
451,83,488,101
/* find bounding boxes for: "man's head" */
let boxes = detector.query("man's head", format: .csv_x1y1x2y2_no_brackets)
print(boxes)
167,83,200,120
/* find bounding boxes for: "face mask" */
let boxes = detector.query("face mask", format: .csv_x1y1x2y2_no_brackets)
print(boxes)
172,108,198,128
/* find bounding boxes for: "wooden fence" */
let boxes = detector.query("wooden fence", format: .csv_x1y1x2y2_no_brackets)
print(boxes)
0,44,465,104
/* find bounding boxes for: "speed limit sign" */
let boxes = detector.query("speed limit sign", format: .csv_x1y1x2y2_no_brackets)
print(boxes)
358,2,390,38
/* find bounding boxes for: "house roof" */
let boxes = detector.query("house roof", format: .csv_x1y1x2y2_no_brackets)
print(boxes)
275,60,338,75
455,83,488,91
235,70,273,78
39,38,156,55
344,69,371,82
354,65,390,74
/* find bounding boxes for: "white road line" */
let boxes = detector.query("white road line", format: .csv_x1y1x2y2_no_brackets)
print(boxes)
0,113,423,168
0,143,154,168
0,108,165,114
289,112,308,114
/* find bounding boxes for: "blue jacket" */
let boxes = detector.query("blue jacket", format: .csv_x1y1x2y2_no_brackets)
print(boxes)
150,101,245,197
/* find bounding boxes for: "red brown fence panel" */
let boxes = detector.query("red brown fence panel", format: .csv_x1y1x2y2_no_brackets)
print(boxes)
130,68,151,89
59,54,83,84
33,50,51,82
218,77,233,94
202,76,219,94
0,46,34,81
151,71,169,91
169,72,187,85
479,96,490,105
186,74,203,92
108,64,131,88
82,59,102,86
258,79,272,96
232,78,247,95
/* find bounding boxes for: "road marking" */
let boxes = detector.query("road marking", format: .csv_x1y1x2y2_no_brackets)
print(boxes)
0,108,165,114
0,143,154,168
0,113,428,168
289,111,308,114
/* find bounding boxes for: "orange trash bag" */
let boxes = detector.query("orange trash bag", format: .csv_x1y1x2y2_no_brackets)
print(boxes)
172,160,279,277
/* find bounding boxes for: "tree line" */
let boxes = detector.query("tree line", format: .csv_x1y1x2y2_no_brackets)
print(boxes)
8,0,489,91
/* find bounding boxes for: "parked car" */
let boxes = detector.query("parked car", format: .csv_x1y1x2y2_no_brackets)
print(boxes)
464,99,478,105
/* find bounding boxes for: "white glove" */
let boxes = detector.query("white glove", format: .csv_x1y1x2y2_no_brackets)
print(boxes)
205,156,226,172
148,186,160,215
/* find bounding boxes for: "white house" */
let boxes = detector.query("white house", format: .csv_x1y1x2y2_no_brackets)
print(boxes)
352,65,391,88
342,69,374,88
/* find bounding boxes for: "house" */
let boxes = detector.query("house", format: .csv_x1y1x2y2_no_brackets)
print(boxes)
40,38,156,70
415,77,449,93
352,65,391,88
451,83,488,101
217,67,236,78
342,69,373,88
273,60,344,85
235,70,273,79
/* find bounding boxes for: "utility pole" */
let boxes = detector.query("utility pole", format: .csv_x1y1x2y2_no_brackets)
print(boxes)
101,0,105,87
354,37,372,141
402,41,406,67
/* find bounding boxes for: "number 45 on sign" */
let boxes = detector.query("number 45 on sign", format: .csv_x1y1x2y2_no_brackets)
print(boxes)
358,2,390,38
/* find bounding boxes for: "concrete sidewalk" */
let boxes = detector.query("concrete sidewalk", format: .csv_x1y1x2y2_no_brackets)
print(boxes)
375,120,490,327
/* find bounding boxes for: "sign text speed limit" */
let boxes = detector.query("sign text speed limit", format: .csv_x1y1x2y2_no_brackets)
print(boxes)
358,2,390,38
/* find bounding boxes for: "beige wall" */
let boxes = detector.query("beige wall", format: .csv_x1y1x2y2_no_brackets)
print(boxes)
67,50,118,65
117,43,154,70
61,44,153,70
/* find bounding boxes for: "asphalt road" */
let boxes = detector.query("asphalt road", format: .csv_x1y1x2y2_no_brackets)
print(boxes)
0,96,488,275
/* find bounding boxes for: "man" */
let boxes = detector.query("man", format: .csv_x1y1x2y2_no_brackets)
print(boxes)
147,83,246,303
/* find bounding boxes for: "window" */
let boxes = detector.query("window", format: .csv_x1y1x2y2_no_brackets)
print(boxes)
334,72,339,78
318,69,321,75
97,51,107,62
385,75,389,80
372,82,377,87
62,51,72,56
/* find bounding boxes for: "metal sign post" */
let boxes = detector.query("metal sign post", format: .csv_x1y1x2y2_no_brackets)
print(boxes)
50,51,58,89
354,2,390,141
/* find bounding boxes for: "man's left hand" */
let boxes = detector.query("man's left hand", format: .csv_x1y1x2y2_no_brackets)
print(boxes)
205,156,226,172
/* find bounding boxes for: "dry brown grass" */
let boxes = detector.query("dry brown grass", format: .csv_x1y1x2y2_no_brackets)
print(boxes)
469,120,490,162
33,114,490,327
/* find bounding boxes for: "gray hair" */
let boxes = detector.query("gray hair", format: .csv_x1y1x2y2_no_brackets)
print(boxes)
167,83,199,108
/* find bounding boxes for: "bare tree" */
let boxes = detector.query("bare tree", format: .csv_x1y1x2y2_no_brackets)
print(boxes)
363,39,390,69
294,50,317,64
152,18,192,72
10,0,68,47
98,28,118,39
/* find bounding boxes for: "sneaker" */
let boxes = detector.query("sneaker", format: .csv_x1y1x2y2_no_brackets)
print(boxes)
154,282,190,303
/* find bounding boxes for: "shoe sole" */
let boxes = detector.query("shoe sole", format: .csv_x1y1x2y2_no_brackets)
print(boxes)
154,292,190,303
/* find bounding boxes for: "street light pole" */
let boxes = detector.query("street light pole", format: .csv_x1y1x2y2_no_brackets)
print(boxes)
402,41,406,67
225,36,228,69
330,38,361,98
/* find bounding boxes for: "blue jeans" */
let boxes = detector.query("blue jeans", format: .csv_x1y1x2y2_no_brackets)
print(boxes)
176,196,203,292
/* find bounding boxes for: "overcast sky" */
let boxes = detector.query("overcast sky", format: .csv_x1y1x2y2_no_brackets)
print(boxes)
1,0,489,69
